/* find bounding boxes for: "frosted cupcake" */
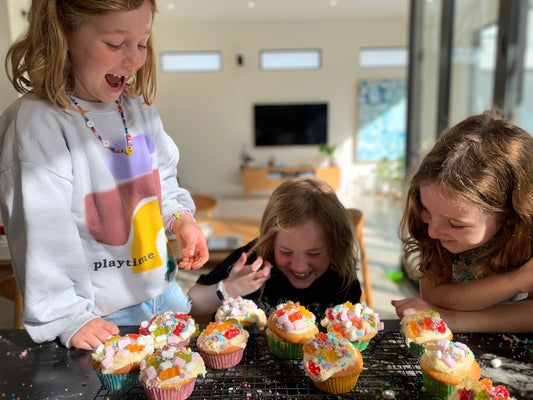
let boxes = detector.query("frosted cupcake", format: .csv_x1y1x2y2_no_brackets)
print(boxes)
400,310,452,357
139,345,206,400
265,301,318,359
92,333,154,391
140,311,197,349
196,318,249,369
302,332,363,394
420,339,481,399
449,377,516,400
215,296,267,332
321,302,384,351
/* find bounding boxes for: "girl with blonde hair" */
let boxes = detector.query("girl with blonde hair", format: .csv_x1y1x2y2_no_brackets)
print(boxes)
0,0,208,350
188,177,362,319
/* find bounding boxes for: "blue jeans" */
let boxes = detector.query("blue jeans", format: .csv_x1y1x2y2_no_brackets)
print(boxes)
103,281,191,326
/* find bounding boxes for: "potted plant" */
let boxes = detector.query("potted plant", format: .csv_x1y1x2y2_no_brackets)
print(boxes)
318,143,337,166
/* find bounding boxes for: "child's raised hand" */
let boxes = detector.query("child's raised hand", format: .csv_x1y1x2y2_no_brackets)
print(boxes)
224,253,272,298
172,214,209,270
69,318,120,350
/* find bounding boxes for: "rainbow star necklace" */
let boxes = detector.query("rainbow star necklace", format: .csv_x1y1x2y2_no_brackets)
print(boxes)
70,95,133,155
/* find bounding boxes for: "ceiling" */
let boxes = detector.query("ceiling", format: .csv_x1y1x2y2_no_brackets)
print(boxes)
155,0,410,22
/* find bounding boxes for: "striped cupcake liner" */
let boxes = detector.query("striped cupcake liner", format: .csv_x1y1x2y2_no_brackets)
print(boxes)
94,370,138,391
266,336,304,359
422,371,454,399
200,349,244,369
141,379,196,400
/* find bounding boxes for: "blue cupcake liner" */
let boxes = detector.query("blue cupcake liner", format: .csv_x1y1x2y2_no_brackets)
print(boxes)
94,370,139,391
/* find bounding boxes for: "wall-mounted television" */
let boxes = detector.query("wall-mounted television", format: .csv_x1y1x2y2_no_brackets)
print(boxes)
254,103,328,146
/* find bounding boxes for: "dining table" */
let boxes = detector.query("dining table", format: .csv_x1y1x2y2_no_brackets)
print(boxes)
0,320,531,400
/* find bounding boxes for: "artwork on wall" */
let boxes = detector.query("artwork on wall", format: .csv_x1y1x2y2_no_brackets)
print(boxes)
356,79,406,162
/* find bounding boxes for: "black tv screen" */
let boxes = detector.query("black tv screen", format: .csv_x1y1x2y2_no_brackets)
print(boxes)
254,103,328,146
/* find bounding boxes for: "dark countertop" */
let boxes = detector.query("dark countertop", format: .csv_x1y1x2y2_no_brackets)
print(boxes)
0,320,531,399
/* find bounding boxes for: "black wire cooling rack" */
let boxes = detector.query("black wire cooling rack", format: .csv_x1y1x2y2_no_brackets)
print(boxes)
93,330,440,400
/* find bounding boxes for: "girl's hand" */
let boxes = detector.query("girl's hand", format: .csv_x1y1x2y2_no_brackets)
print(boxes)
391,297,435,318
69,318,120,350
172,214,209,270
224,253,272,298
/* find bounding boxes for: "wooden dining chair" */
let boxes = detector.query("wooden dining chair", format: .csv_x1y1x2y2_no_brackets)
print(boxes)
191,194,218,218
0,263,24,330
348,208,373,309
0,225,24,330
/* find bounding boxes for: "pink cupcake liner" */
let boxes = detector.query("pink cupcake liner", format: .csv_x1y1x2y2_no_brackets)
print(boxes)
200,348,244,369
141,379,196,400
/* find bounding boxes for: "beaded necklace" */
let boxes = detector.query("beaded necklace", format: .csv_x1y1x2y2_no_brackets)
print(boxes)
70,95,133,155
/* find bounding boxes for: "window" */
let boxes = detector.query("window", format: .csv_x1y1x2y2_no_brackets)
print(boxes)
260,49,321,70
359,47,408,68
160,51,221,72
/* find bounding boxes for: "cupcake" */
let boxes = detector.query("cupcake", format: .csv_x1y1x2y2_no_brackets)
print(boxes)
215,296,267,332
139,345,206,400
449,377,516,400
92,333,154,391
400,310,452,357
265,301,318,359
302,332,363,394
196,318,249,369
321,302,384,351
140,311,197,349
420,339,481,399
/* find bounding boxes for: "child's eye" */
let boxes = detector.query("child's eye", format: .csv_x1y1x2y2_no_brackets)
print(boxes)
279,250,292,256
106,42,122,49
449,222,466,229
307,253,321,257
138,43,148,49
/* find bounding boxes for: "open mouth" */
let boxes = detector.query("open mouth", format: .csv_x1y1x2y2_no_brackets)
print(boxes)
289,270,312,281
105,74,126,89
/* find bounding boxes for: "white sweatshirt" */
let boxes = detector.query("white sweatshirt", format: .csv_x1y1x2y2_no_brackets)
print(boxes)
0,93,194,346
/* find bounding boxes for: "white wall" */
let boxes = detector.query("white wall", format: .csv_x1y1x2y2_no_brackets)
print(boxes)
0,0,22,113
0,9,408,198
153,17,408,197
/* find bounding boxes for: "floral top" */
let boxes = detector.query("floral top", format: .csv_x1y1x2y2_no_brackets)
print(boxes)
452,244,528,302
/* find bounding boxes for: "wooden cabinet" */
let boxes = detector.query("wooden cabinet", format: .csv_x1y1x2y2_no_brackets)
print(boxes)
242,166,340,198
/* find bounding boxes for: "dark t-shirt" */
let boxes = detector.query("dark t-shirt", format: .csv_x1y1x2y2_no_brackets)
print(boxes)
196,239,362,320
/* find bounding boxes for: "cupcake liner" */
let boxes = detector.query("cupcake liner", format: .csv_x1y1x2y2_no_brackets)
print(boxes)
350,339,371,351
94,370,138,391
267,336,304,359
422,371,454,399
141,379,196,400
200,349,244,369
313,371,361,394
408,342,426,358
400,332,425,357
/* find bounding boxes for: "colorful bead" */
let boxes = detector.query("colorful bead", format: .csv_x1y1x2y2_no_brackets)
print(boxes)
70,95,133,155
